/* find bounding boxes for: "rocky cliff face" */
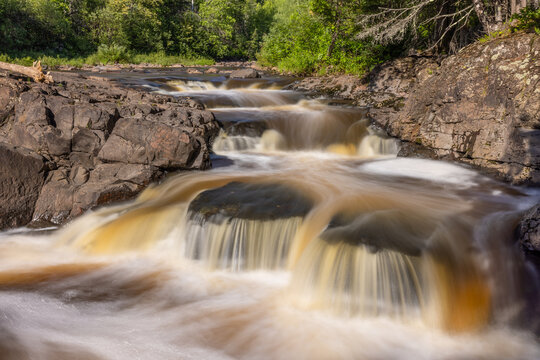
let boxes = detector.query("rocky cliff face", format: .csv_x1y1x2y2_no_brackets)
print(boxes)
292,33,540,186
0,71,219,229
377,33,540,186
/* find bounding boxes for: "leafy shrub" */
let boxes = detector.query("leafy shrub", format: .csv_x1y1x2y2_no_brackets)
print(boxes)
258,0,387,75
87,44,131,64
511,7,540,34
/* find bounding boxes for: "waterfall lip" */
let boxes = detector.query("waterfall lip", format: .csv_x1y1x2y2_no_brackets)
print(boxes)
187,181,314,223
320,210,436,257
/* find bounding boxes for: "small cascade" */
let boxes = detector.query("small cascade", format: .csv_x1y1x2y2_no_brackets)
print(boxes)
212,130,261,152
168,79,220,91
182,181,314,270
357,128,400,157
164,79,302,107
290,238,426,318
184,214,303,270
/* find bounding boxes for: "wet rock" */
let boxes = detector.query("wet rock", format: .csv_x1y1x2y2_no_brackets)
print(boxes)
188,182,313,223
230,68,261,79
216,118,268,137
0,143,46,229
321,210,436,256
519,205,540,253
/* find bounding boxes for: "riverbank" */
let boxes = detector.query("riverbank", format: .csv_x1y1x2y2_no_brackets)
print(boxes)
289,32,540,187
0,52,215,70
0,69,220,229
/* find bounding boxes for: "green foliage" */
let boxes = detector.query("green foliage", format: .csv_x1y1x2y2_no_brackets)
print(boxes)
1,0,501,75
0,51,213,68
258,0,387,75
0,0,277,62
198,0,276,59
87,44,131,64
478,29,512,43
131,53,214,66
510,7,540,34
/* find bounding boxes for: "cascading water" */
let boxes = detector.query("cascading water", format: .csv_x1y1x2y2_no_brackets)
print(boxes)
0,71,539,360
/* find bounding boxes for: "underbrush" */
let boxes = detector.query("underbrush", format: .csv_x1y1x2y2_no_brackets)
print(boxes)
0,46,214,69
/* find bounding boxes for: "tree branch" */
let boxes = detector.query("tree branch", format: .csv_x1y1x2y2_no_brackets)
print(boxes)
0,61,53,84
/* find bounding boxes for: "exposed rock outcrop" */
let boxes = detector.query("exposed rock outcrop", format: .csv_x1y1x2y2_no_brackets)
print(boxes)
291,33,540,186
374,33,540,186
0,71,219,228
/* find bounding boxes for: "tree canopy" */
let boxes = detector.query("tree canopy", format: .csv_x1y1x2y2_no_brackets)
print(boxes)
1,0,539,73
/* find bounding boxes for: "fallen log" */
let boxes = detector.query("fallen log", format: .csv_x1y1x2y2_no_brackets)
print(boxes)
0,60,53,83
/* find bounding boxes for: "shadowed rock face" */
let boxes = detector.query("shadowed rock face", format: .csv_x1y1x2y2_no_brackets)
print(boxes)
0,71,220,228
0,143,46,229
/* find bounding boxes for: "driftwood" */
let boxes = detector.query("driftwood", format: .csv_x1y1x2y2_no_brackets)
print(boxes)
0,61,53,83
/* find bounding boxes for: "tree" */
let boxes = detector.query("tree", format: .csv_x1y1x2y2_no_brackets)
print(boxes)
355,1,540,54
310,0,361,58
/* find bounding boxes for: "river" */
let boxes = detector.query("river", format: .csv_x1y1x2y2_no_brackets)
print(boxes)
0,71,539,359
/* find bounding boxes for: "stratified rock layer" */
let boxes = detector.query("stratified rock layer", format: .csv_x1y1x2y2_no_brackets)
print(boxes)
0,71,219,228
375,33,540,185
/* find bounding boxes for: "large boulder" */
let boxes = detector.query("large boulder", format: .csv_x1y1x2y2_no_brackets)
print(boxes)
33,163,161,222
0,142,46,229
370,33,540,185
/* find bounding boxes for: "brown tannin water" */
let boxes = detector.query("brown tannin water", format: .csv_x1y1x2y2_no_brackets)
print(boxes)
0,72,539,359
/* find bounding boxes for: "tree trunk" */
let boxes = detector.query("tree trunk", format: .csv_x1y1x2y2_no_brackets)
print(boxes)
0,61,53,84
326,2,342,59
473,0,494,32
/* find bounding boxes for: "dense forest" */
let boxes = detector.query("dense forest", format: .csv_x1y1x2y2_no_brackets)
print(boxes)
1,0,539,74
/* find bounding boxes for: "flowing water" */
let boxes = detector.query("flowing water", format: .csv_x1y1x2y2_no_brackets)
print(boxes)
0,72,539,359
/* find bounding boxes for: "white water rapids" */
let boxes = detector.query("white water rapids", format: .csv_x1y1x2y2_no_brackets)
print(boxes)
0,73,539,360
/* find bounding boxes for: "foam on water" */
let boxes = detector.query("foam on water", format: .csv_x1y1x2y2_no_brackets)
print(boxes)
0,241,538,360
360,158,480,187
